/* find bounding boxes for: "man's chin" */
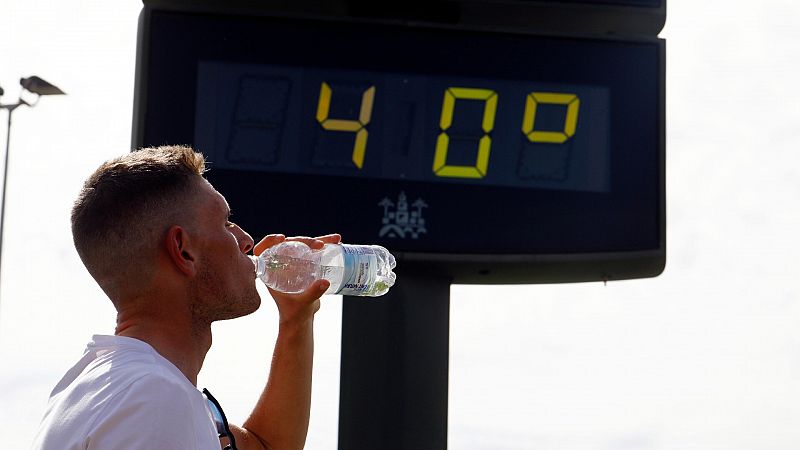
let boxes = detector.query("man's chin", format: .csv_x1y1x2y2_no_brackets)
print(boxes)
214,295,261,322
245,296,262,315
235,295,262,319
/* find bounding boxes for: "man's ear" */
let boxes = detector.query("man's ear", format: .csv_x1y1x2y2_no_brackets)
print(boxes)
165,225,197,277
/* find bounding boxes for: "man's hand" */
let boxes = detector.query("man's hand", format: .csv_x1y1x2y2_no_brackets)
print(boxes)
252,233,342,327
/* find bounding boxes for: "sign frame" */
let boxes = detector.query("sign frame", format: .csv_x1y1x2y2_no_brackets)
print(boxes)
132,0,666,284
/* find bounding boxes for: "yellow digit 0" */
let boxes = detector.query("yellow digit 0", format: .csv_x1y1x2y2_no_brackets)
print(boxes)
433,87,498,179
521,92,580,143
315,82,375,168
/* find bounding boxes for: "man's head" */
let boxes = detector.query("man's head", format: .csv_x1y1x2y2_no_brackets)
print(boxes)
71,146,258,321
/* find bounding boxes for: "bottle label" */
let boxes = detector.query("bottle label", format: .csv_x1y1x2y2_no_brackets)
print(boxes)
336,245,378,296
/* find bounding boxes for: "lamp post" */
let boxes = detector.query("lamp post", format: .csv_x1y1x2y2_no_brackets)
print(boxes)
0,76,66,309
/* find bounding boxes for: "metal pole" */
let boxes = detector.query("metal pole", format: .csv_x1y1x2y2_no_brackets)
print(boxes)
339,268,452,450
0,105,14,272
0,101,20,317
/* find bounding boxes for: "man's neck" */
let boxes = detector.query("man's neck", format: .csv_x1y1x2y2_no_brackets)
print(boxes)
115,307,211,386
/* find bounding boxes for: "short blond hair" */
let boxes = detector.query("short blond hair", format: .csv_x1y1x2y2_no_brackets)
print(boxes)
71,145,206,298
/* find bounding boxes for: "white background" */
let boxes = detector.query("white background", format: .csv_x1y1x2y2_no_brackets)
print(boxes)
2,1,799,449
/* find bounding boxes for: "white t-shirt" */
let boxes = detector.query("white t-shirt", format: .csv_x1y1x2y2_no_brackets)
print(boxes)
31,335,220,450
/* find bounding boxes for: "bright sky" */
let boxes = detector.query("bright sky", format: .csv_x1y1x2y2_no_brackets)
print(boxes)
2,1,800,449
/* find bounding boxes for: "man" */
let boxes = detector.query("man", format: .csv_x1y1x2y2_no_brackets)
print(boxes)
32,145,338,449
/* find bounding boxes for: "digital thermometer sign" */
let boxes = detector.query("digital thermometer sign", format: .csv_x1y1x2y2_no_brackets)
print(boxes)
134,7,665,283
196,64,610,193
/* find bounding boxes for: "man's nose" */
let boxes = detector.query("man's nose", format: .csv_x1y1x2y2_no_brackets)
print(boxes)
235,225,254,253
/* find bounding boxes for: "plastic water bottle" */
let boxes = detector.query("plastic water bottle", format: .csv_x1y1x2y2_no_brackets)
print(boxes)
251,242,397,296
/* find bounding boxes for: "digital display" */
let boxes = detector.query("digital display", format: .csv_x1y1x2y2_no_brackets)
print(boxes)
195,64,610,192
136,9,665,282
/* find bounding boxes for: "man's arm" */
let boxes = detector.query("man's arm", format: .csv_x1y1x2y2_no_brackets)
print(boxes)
231,233,341,450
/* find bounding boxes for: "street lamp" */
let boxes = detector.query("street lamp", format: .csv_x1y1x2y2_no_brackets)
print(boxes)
0,76,66,303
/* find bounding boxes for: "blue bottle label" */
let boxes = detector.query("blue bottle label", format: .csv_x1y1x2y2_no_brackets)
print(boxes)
336,245,378,296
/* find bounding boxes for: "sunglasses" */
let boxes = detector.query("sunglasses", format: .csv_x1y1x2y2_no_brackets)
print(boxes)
203,388,238,450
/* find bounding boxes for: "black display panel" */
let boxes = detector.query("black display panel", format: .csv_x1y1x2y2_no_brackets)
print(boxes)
134,8,665,283
196,63,611,193
556,0,661,6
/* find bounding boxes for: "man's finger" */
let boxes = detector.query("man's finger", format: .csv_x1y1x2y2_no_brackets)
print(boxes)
256,233,341,254
284,235,324,249
314,233,342,244
253,234,286,255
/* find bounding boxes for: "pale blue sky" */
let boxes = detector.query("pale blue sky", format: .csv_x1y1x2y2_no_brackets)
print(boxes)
2,1,799,449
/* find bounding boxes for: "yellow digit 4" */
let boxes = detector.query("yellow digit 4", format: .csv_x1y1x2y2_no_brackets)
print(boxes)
315,82,376,168
433,87,498,179
521,92,580,144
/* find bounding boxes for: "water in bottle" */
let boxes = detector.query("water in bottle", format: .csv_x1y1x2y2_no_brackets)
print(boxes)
251,241,396,296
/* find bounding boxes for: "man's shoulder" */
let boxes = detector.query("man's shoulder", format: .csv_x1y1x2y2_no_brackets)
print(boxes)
77,337,202,413
32,339,214,450
47,345,198,420
33,373,212,450
42,334,200,430
75,335,190,389
78,373,213,449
